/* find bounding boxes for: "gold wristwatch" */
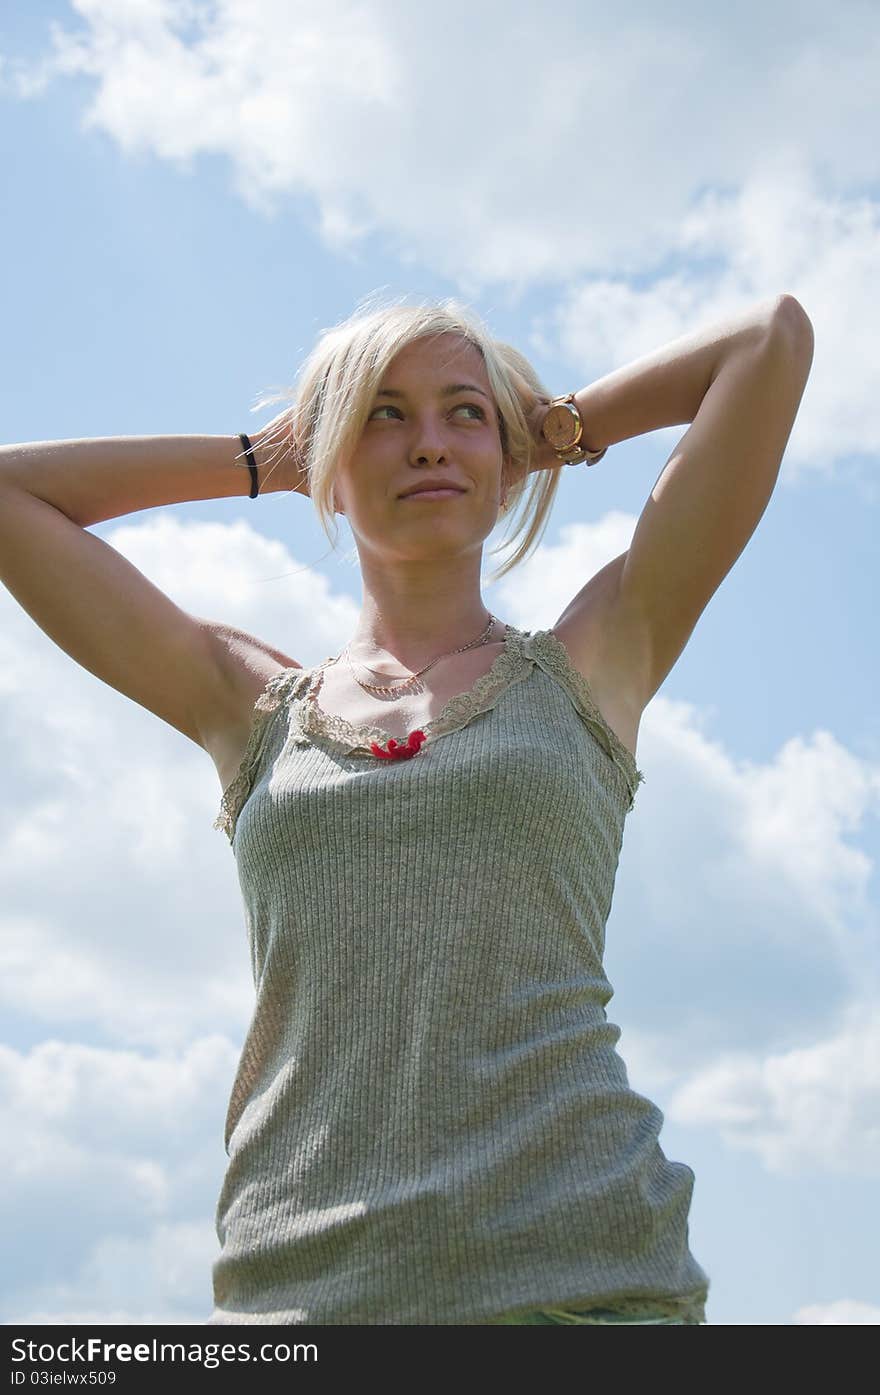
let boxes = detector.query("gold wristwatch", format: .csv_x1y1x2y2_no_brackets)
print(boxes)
541,393,607,466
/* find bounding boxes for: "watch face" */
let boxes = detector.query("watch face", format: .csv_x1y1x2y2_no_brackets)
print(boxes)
544,404,580,449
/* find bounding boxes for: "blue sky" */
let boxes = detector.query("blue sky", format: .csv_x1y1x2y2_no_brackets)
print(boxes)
1,0,878,1326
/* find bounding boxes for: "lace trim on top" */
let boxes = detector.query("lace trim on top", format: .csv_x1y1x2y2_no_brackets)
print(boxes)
296,622,527,755
494,1293,705,1324
212,624,646,841
212,666,305,843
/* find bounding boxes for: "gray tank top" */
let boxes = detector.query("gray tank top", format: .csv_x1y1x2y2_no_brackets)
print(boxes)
207,625,710,1325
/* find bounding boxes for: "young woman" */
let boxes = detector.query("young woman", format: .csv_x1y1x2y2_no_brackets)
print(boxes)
0,293,813,1325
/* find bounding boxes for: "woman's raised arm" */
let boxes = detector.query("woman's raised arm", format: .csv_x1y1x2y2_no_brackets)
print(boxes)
0,428,307,751
0,426,306,526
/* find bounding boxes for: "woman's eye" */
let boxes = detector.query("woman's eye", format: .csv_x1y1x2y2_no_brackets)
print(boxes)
370,403,485,420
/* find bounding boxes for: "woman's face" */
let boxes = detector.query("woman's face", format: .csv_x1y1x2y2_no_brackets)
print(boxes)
333,333,509,562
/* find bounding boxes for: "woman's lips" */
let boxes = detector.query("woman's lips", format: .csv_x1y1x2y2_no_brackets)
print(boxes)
401,488,464,500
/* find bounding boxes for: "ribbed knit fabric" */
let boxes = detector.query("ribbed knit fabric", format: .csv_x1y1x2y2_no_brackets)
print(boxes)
207,625,710,1326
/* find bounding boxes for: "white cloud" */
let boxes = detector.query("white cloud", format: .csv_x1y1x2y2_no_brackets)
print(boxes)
4,1,877,484
2,3,873,278
667,1002,880,1177
0,1037,236,1150
0,513,356,1050
9,1308,197,1325
538,163,880,480
0,1035,235,1322
791,1298,880,1325
488,513,637,625
7,1218,218,1325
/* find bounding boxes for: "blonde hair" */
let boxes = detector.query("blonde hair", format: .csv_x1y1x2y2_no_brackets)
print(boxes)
246,290,562,584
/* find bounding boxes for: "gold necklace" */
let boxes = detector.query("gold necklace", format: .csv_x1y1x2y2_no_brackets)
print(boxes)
341,612,499,696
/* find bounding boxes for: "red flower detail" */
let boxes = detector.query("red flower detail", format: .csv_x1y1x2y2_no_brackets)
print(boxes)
369,730,427,760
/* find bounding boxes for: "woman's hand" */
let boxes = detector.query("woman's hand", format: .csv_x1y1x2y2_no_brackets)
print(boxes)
254,411,310,496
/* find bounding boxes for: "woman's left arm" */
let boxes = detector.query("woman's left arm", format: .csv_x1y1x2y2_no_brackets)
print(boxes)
528,294,815,707
528,294,812,471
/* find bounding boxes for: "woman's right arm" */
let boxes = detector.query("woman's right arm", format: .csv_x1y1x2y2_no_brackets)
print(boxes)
0,427,308,749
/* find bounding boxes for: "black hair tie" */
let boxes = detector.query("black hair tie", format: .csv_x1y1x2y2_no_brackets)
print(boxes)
239,432,259,499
